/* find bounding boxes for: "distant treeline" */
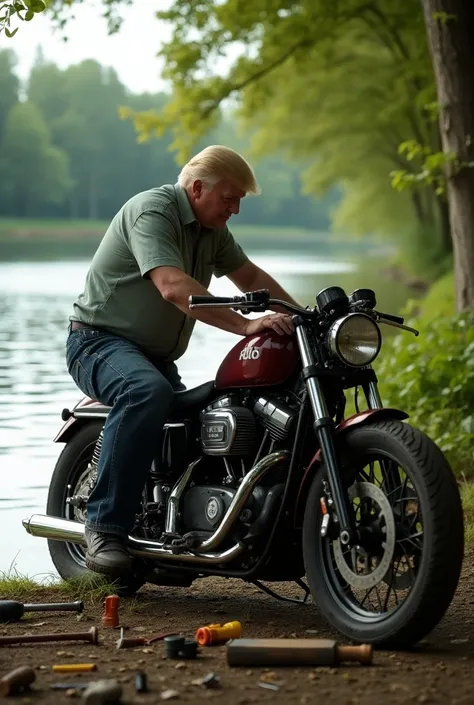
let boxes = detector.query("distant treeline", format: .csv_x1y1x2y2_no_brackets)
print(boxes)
0,48,340,229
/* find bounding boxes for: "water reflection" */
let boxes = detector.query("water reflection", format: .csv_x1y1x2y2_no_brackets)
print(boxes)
0,253,408,579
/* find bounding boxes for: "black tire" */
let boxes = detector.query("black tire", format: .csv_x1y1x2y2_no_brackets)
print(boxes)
47,422,145,596
302,419,464,648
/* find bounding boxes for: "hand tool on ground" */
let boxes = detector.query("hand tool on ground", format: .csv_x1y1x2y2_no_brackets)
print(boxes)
101,595,120,628
196,620,242,645
53,664,97,673
81,679,123,705
0,599,84,623
226,638,373,667
0,625,98,646
0,666,36,696
115,627,177,650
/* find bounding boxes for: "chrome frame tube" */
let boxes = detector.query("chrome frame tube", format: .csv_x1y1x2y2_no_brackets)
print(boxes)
164,457,202,535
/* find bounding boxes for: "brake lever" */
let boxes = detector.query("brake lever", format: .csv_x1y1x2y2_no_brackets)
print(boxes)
377,316,419,337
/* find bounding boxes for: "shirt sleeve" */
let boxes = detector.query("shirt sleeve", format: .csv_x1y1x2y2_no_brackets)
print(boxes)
213,227,249,278
128,211,185,278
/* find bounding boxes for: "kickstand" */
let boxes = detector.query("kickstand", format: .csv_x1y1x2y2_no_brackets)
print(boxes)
251,578,311,604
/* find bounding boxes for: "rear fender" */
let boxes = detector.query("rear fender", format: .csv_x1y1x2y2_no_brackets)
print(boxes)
54,397,105,443
293,408,409,528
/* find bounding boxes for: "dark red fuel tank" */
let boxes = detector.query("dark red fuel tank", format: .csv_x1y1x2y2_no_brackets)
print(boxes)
215,331,299,390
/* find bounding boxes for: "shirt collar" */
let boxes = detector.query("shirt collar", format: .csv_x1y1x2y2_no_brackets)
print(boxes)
174,183,198,226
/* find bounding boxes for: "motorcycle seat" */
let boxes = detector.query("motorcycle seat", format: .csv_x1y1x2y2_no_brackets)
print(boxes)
75,380,216,419
171,380,215,414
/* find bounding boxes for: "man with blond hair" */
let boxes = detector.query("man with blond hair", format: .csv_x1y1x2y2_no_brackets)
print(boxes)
66,145,299,575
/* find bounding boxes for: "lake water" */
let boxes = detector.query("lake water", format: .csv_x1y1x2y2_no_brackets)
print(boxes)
0,249,409,579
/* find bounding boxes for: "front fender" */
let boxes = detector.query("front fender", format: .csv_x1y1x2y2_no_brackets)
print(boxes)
54,397,104,443
293,408,409,528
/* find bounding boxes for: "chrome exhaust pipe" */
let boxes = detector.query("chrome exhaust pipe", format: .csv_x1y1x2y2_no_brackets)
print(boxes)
22,515,242,565
197,450,288,552
22,449,288,565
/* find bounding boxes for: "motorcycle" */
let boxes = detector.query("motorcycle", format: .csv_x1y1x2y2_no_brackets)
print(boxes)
22,286,464,648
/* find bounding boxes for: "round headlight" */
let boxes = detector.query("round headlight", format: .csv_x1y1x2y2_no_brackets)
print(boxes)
328,313,381,367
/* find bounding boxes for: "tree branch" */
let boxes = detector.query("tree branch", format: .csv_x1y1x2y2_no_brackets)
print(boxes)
201,37,314,119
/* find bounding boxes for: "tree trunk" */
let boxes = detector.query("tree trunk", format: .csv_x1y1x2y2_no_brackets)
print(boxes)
423,0,474,311
437,196,452,255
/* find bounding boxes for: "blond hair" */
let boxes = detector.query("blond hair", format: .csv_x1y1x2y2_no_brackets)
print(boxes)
177,145,261,195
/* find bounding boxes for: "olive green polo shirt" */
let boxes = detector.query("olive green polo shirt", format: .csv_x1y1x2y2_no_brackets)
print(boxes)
70,183,249,360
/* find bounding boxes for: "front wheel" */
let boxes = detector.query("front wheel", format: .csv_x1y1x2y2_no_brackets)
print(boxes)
302,419,464,648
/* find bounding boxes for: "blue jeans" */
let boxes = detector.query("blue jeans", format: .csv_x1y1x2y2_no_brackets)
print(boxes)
66,327,186,537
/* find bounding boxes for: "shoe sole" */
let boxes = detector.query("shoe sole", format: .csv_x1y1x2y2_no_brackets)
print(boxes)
85,555,133,576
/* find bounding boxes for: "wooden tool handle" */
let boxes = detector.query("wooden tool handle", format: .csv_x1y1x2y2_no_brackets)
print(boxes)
0,666,36,695
336,645,373,665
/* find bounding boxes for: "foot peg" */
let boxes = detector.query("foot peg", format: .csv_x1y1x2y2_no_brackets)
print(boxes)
169,531,211,554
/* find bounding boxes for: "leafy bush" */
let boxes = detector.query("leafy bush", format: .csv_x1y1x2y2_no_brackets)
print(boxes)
375,309,474,477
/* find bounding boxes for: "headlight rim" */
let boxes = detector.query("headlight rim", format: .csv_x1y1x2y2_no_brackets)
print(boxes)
328,312,382,368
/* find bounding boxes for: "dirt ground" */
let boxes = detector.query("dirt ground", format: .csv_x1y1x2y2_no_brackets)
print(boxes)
1,553,473,705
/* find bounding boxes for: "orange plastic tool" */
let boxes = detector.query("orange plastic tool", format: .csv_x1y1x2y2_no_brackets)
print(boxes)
196,620,242,646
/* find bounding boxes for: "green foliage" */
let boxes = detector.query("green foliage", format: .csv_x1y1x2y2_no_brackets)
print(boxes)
0,49,337,227
376,294,474,477
0,101,72,214
414,271,455,319
0,0,46,37
391,136,474,196
110,0,449,265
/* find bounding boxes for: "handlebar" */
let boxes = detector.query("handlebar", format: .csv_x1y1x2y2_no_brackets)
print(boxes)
188,291,318,317
188,292,418,335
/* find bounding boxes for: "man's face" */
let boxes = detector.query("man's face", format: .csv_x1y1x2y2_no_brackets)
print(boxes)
189,179,245,229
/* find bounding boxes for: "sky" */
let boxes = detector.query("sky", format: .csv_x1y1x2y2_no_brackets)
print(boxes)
4,0,177,94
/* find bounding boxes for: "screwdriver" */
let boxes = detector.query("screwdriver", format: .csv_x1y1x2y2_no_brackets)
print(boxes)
0,599,84,623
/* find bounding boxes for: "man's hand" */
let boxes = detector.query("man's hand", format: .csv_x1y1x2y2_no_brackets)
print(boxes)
244,313,294,336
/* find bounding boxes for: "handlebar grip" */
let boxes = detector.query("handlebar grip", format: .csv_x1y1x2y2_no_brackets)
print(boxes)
189,295,242,306
379,312,404,325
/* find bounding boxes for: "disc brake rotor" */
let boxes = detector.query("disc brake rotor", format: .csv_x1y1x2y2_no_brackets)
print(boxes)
332,481,396,590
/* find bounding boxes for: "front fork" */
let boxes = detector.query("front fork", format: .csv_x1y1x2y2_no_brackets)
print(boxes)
295,321,382,546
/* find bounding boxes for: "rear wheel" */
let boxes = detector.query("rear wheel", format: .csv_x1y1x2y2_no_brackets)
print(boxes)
47,423,145,595
302,419,464,648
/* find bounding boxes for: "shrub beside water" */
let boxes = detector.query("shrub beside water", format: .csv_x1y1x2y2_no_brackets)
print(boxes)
375,307,474,478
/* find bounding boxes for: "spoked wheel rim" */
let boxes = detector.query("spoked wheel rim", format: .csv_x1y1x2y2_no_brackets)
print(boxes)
63,441,96,568
321,449,424,623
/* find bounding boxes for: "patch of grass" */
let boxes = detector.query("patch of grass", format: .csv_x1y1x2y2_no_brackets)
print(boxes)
0,566,137,608
416,271,455,319
0,569,56,601
460,481,474,545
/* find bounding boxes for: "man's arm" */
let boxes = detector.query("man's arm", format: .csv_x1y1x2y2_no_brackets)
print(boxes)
149,266,294,336
227,260,300,313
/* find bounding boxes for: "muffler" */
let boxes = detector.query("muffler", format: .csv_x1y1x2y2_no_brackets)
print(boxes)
22,515,242,565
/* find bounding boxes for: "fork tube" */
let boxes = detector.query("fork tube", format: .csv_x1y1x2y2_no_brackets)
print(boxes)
294,320,355,544
364,380,383,409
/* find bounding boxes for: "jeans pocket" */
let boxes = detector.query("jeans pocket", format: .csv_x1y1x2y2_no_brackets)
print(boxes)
70,358,95,399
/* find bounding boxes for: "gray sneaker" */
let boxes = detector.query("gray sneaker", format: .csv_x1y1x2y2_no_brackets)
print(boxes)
84,527,132,575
